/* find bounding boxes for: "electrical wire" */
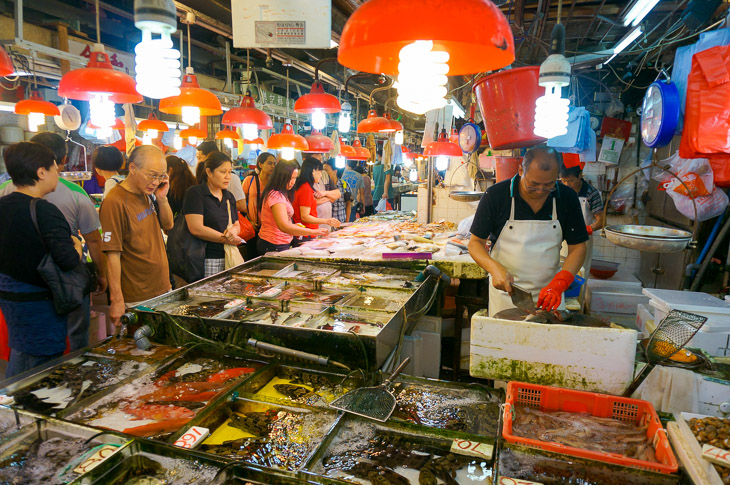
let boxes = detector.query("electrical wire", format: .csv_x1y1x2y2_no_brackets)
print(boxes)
95,0,100,44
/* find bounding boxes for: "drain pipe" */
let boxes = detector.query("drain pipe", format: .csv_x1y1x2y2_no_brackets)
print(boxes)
690,213,730,292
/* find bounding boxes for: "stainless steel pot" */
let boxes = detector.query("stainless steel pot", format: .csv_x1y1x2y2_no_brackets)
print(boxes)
604,225,693,253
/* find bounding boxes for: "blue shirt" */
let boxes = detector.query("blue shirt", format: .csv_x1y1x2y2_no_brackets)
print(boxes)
341,168,363,202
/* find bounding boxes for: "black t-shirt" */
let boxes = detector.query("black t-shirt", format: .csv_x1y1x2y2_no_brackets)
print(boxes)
0,193,79,288
470,175,589,246
182,184,237,259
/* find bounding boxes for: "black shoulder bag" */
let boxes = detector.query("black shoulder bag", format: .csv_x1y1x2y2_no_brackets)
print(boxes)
29,198,92,315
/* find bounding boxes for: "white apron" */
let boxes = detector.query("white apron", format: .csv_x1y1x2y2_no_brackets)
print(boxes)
560,195,594,272
488,178,564,317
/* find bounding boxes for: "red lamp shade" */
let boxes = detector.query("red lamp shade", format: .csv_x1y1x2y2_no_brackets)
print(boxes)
351,138,371,160
58,45,142,103
424,130,462,157
562,152,585,170
338,0,514,76
379,113,398,133
268,122,308,151
449,127,459,144
0,46,14,77
159,70,222,116
215,129,239,140
180,127,206,139
357,109,392,134
339,139,358,159
243,137,265,145
294,81,341,114
14,91,59,116
388,114,404,132
222,94,273,129
304,131,335,153
138,113,169,133
88,118,125,130
401,146,410,154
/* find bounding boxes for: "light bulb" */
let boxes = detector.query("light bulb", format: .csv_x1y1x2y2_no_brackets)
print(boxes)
135,29,181,99
142,132,152,145
188,136,198,145
335,155,346,169
435,155,449,171
89,92,116,129
27,112,45,132
396,41,449,115
148,128,158,138
242,123,258,140
311,109,326,130
96,127,112,139
338,111,351,133
224,138,233,148
409,169,418,182
394,130,404,145
280,147,295,160
173,133,183,150
181,105,200,126
533,84,570,139
403,155,413,167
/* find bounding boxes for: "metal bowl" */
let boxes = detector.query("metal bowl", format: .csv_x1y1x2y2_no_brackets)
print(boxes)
604,225,693,253
449,190,483,202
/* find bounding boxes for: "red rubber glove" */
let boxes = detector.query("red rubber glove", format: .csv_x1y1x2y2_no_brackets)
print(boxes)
537,270,575,311
586,225,593,236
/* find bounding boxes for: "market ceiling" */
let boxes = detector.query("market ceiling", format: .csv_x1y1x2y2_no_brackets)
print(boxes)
7,0,729,121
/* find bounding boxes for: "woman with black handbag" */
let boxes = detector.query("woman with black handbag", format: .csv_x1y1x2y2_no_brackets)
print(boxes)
241,152,276,260
0,142,85,377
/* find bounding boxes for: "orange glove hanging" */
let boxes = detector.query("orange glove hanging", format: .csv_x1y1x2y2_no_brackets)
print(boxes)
586,225,593,236
537,270,574,311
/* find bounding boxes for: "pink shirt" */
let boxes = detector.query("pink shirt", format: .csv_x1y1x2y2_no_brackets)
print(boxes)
259,191,294,245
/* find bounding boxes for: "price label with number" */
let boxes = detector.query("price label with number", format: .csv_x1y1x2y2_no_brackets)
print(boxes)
72,444,121,475
450,438,494,460
173,426,209,449
498,478,544,485
702,444,730,469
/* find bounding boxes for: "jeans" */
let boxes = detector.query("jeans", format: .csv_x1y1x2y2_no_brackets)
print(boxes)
6,349,63,378
67,294,90,352
257,238,291,254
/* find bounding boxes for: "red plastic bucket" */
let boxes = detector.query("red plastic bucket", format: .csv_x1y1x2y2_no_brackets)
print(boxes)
495,157,521,182
473,66,546,150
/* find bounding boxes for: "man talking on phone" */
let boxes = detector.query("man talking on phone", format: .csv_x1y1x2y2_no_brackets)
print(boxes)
99,145,174,326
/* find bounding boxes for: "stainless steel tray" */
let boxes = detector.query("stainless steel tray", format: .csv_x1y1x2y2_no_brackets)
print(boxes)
604,225,692,253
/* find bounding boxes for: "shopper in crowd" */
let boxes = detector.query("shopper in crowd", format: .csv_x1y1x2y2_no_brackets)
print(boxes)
373,161,395,211
355,165,374,217
393,165,403,184
196,144,246,214
242,152,276,259
100,145,174,326
293,157,341,243
0,142,84,377
83,145,124,197
166,155,197,217
323,159,347,224
341,160,364,222
257,159,328,254
183,151,242,277
0,132,106,352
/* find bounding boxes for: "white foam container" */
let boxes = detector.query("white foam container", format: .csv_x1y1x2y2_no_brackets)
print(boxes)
589,291,649,315
643,288,730,332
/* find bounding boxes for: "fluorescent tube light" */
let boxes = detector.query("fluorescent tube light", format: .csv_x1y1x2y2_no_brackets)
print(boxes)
623,0,660,27
613,27,643,55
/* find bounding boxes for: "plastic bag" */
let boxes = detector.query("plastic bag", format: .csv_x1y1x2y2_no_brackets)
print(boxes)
709,155,730,188
666,186,729,221
654,153,713,198
375,198,387,212
609,179,635,213
458,215,475,238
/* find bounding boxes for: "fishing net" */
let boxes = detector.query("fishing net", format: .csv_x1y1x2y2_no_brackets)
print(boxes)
646,309,707,364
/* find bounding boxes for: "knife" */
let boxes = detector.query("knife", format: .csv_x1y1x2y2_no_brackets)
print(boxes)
510,284,536,314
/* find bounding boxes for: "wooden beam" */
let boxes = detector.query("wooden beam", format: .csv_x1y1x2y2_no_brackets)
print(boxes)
55,22,70,74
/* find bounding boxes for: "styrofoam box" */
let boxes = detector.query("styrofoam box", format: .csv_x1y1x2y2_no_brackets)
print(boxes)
590,291,649,315
685,329,730,357
643,288,730,332
587,277,643,294
636,303,654,334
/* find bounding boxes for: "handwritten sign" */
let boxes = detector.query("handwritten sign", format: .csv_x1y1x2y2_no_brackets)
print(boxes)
450,438,494,460
499,478,544,485
702,444,730,469
72,444,120,475
173,426,209,449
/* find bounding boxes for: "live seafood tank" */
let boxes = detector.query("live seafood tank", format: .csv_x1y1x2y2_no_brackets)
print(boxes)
62,345,265,441
0,417,128,485
132,257,438,370
307,417,496,484
190,396,340,471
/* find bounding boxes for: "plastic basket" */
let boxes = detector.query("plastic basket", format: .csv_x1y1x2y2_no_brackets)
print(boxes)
502,381,678,474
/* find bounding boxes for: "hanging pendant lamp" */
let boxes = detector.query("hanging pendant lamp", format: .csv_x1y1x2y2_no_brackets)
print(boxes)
425,128,462,171
339,139,357,159
0,46,15,76
222,92,273,140
357,109,392,134
382,113,401,133
160,67,222,125
216,128,239,148
137,112,169,138
179,126,206,145
15,91,59,132
294,81,341,131
351,138,371,160
268,120,308,160
304,130,335,153
58,44,142,130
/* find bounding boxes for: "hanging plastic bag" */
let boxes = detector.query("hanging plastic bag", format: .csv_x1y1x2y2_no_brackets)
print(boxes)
666,186,729,221
709,155,730,188
654,153,714,198
609,180,635,213
375,198,387,212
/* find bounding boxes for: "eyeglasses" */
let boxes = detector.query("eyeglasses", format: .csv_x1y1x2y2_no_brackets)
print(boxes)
524,178,557,193
140,171,168,183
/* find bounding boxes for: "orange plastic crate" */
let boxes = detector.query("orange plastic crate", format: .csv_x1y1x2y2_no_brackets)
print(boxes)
502,381,678,474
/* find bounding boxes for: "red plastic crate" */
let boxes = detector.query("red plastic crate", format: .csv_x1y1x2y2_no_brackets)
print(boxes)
502,381,678,474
